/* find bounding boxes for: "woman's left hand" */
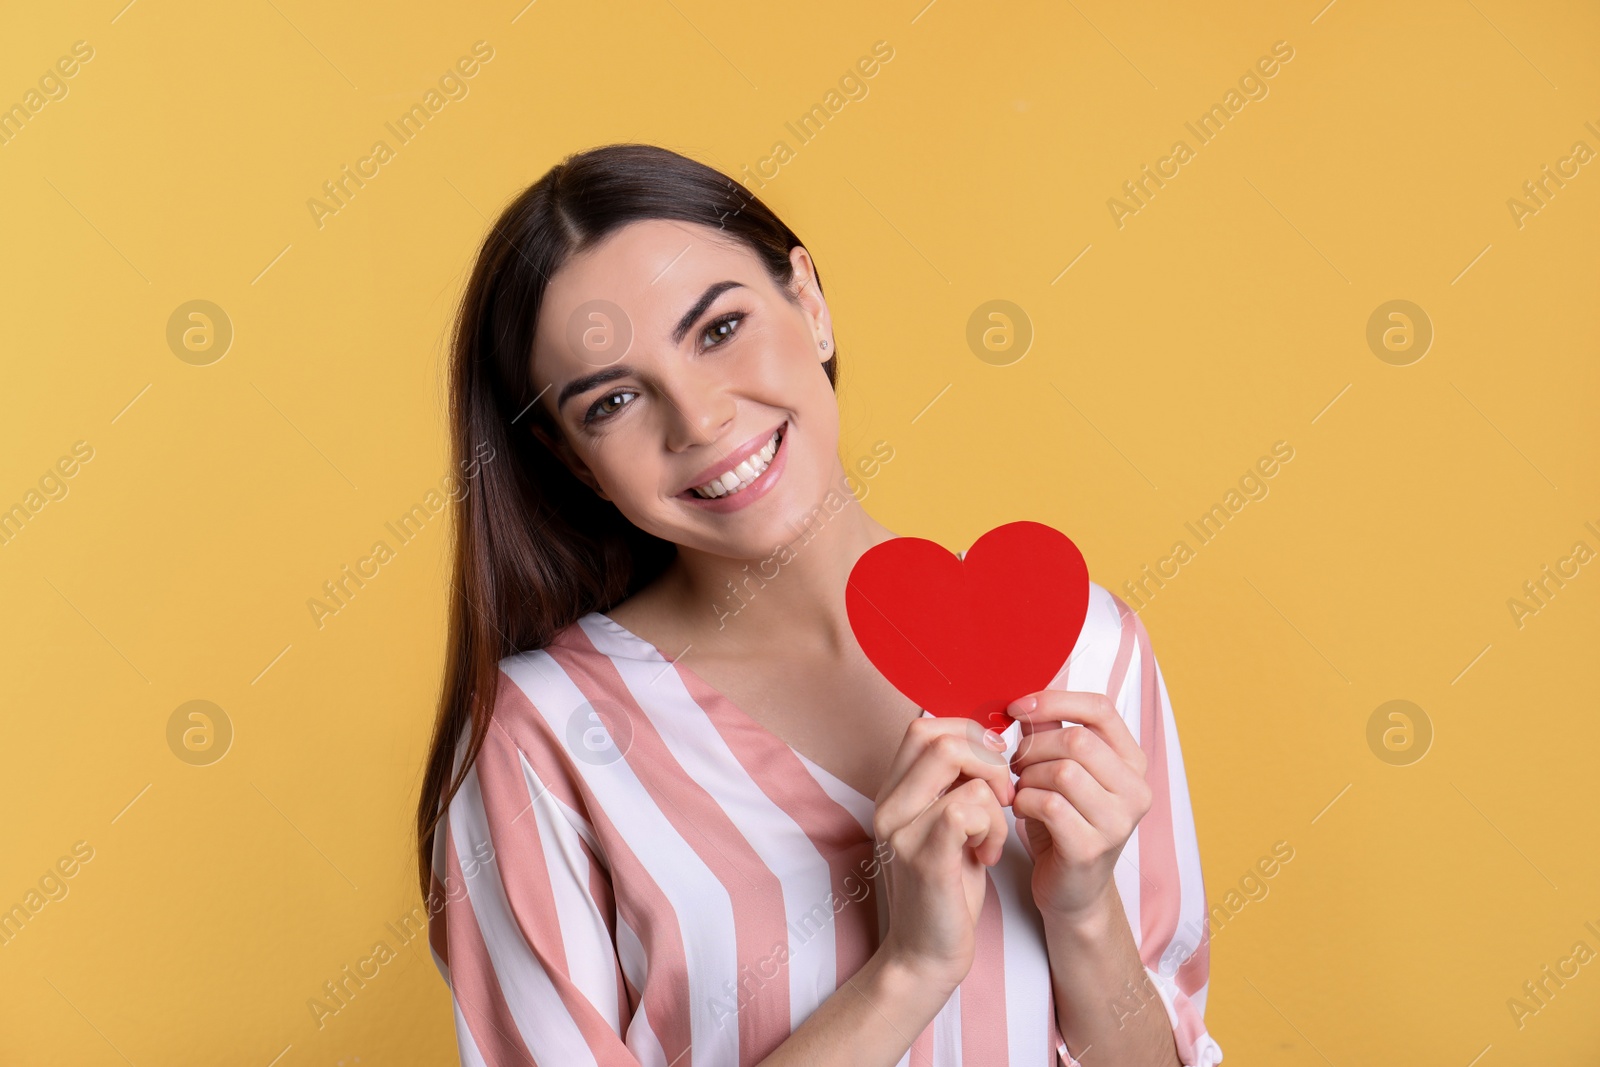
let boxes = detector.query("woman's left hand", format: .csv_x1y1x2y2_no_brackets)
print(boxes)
1004,690,1152,922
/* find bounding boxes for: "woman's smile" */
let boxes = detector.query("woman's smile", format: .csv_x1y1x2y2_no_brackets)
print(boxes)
676,419,789,513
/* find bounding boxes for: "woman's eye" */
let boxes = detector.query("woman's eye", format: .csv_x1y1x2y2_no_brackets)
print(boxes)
585,389,637,424
701,312,744,348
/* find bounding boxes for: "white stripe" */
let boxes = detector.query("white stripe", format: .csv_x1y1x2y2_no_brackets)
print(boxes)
616,911,649,1004
519,748,622,1033
935,982,961,1063
1063,582,1126,690
450,765,600,1065
987,829,1054,1066
545,786,603,865
500,649,742,1065
614,915,671,1067
626,997,671,1067
580,614,842,1036
1069,583,1145,948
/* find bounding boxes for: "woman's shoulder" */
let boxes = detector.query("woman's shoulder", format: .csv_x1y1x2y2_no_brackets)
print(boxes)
1080,578,1137,649
436,614,632,822
481,609,665,761
495,609,657,675
1051,579,1140,693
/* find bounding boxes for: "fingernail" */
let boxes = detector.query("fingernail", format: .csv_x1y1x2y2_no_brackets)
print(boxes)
1007,696,1036,717
983,728,1006,750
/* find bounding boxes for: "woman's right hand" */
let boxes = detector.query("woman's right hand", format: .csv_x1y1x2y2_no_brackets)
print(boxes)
872,715,1015,993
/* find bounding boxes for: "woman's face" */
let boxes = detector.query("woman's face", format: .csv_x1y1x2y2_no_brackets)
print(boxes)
530,218,840,559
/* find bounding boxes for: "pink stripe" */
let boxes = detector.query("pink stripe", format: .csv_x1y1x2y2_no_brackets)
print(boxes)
910,1018,936,1064
547,632,796,1066
677,664,881,988
489,673,694,1064
621,968,641,1020
960,873,1009,1064
1177,905,1210,998
475,717,634,1058
436,816,539,1067
585,855,631,1027
485,666,590,816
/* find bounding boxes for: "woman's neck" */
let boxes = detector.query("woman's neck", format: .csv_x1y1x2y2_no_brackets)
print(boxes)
640,492,900,661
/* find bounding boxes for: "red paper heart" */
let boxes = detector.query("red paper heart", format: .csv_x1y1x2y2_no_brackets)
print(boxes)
845,521,1090,733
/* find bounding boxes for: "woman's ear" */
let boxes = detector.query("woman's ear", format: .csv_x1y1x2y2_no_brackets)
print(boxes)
787,246,833,360
530,421,611,502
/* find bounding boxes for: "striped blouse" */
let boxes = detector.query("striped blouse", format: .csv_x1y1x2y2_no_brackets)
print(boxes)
427,578,1224,1066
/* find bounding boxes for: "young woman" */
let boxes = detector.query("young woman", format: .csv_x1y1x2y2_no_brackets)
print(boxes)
415,143,1222,1066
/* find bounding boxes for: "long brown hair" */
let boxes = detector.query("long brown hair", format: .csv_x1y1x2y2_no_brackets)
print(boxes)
415,143,840,902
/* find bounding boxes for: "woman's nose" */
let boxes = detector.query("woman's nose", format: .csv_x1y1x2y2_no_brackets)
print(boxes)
662,378,736,451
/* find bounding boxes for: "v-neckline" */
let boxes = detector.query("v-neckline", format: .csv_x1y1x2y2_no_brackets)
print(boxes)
587,610,917,806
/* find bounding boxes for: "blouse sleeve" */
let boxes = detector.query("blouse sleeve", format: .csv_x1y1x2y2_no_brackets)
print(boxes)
1055,596,1224,1067
427,709,644,1066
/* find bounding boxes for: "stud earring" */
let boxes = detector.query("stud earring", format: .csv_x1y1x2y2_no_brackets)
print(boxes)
820,340,829,351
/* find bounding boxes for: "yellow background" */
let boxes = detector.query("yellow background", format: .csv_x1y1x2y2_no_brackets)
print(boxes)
2,0,1596,1063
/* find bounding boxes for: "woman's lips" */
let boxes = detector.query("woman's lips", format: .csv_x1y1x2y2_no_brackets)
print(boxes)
678,422,788,513
678,421,787,496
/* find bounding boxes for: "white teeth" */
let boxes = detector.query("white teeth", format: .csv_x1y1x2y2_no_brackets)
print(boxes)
691,427,783,499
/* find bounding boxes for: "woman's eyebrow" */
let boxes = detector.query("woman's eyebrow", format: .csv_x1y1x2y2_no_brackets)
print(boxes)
557,366,630,411
669,281,743,344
